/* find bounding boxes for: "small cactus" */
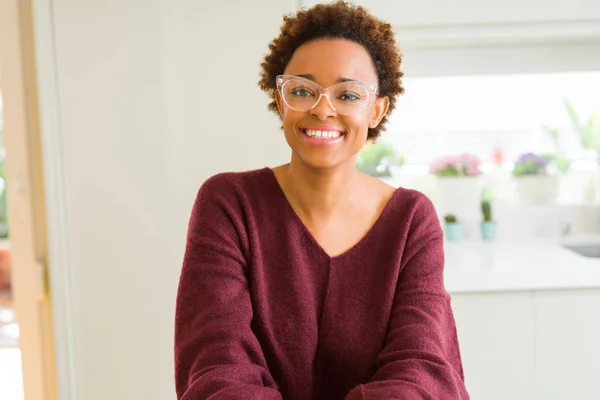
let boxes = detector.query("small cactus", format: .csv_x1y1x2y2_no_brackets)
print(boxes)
444,214,457,223
481,200,492,222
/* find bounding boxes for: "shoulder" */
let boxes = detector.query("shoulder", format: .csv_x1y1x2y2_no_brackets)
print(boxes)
191,167,280,229
361,174,436,220
389,187,442,239
196,167,274,203
392,187,437,219
188,168,274,240
199,167,271,193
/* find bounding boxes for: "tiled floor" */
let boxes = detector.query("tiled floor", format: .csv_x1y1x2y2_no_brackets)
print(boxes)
0,304,23,400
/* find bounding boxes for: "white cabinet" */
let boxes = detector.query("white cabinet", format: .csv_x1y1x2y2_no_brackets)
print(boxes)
451,289,600,400
452,292,536,400
533,290,600,400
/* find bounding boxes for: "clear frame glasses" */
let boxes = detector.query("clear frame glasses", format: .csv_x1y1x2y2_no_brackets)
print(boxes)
276,75,378,116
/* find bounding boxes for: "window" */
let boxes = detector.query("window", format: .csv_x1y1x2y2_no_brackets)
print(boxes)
366,71,600,204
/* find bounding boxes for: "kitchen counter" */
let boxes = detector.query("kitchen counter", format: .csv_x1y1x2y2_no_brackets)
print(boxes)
443,238,600,294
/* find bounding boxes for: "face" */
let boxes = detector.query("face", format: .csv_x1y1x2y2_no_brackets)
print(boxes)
276,39,389,171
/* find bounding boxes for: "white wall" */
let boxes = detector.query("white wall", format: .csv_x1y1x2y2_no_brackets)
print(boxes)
41,1,293,399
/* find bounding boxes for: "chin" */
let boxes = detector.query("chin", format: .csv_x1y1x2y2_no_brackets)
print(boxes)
295,153,348,171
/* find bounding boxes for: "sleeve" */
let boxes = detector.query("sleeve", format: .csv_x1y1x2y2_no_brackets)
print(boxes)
174,176,283,400
345,196,469,400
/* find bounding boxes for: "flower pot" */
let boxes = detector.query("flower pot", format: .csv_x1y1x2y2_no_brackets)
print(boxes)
444,222,463,241
480,221,497,241
515,175,558,204
436,176,483,214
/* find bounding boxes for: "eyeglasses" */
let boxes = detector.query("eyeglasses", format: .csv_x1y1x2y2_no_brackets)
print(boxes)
276,75,378,116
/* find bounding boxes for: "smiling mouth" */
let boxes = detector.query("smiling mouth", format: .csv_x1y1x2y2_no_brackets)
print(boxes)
300,128,345,139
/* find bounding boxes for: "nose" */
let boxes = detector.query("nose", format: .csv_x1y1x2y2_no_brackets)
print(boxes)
310,93,337,120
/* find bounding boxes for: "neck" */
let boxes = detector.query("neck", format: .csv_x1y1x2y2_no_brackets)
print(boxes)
282,157,361,220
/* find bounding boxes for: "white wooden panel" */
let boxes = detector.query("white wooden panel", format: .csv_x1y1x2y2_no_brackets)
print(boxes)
299,1,600,50
403,42,600,77
533,290,600,400
451,292,536,400
301,0,600,27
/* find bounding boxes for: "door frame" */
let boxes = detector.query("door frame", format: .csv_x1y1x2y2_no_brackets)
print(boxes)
31,0,79,398
0,0,76,399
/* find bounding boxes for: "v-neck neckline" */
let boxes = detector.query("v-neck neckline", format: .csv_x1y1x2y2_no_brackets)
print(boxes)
262,167,401,261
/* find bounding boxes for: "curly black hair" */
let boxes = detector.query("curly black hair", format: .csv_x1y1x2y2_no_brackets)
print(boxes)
259,1,404,141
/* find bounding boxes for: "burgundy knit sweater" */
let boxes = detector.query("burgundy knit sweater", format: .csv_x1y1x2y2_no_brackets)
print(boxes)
174,168,469,400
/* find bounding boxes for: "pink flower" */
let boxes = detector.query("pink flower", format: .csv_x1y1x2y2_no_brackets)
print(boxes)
430,153,481,177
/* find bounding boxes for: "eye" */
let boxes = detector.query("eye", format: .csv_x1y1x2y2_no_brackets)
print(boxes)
339,92,362,101
290,87,315,97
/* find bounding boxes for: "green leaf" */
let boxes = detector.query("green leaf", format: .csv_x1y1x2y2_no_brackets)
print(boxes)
565,98,600,152
542,125,560,143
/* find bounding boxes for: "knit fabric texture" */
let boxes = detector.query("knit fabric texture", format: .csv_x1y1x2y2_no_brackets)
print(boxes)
175,168,469,400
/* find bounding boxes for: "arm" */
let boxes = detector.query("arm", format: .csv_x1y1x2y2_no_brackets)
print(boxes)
174,176,282,400
346,197,469,400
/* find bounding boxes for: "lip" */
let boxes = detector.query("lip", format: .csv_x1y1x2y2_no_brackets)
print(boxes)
298,126,345,146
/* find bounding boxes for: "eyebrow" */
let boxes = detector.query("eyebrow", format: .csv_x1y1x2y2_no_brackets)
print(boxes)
295,74,357,83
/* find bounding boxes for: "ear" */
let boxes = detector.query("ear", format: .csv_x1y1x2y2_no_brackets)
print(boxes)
369,96,390,129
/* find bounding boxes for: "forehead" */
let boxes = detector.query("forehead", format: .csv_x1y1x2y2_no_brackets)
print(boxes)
283,38,378,86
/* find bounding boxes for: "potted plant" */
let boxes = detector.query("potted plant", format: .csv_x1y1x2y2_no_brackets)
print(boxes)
356,141,404,178
560,99,600,202
431,153,483,214
444,214,462,242
430,153,482,178
480,189,497,241
512,152,558,204
540,125,570,175
563,98,600,165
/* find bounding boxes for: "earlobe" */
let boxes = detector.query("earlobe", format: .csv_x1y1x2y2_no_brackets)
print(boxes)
370,96,390,128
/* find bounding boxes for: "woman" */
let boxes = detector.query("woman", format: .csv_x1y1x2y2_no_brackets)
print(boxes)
174,2,469,399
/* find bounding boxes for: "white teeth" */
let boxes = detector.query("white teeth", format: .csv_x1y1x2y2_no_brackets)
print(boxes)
305,129,341,139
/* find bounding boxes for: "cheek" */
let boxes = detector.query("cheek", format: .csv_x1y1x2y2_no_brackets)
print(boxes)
344,114,371,136
281,110,302,135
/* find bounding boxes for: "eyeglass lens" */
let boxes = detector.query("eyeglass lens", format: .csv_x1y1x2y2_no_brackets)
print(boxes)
281,79,370,115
